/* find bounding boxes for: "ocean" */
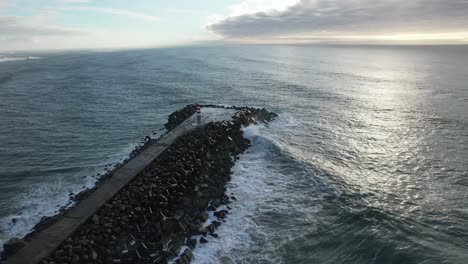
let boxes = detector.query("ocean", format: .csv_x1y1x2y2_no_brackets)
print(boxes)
0,45,467,263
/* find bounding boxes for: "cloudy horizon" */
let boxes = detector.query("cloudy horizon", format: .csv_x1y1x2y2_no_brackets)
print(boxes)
1,0,468,51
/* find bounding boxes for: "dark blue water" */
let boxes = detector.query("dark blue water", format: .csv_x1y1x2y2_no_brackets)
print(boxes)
1,45,467,263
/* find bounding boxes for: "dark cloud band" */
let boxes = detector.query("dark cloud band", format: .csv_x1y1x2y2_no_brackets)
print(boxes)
207,0,468,38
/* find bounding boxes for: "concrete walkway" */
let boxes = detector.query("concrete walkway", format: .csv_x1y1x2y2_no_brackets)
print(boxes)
5,108,237,264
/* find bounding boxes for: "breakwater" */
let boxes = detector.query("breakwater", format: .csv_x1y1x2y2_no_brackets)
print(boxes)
2,106,276,264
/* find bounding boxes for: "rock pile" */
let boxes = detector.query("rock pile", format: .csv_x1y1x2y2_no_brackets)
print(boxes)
164,104,196,130
39,107,276,264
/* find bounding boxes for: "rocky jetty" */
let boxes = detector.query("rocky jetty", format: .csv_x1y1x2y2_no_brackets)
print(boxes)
31,106,277,264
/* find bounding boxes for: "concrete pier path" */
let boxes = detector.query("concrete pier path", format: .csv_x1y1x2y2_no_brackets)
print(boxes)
5,108,237,264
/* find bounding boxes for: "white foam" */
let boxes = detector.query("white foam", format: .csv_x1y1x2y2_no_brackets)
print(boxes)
191,114,330,263
241,125,260,140
191,124,262,263
0,129,167,249
0,56,41,63
0,177,86,245
190,121,286,263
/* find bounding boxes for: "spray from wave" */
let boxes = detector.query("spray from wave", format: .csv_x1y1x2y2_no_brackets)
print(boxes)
192,123,275,263
192,117,329,263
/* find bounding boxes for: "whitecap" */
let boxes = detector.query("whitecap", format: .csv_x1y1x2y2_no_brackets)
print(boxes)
192,116,324,264
0,56,41,63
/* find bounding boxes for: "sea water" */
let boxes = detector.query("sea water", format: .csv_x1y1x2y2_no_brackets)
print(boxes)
0,45,467,263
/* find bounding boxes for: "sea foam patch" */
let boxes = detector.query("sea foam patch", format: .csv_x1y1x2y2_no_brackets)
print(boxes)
192,114,326,264
0,57,41,63
192,122,282,264
0,130,166,250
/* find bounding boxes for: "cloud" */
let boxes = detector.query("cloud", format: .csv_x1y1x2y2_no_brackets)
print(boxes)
0,16,82,36
227,0,300,16
206,0,468,41
0,0,16,7
0,4,158,50
0,16,84,50
0,0,91,10
59,0,91,2
57,6,159,22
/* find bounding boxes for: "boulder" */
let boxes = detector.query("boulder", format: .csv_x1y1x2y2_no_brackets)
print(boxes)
213,210,228,219
2,237,27,258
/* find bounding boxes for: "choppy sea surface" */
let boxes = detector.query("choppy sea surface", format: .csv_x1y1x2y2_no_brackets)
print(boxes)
0,45,467,263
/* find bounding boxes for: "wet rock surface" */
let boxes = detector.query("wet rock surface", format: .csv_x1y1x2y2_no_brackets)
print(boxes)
1,238,26,259
30,106,276,264
164,104,196,131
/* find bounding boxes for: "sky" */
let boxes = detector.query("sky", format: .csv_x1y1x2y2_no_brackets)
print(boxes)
1,0,468,51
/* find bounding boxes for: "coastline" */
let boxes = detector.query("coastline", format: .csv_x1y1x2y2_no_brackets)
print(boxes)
2,105,277,264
